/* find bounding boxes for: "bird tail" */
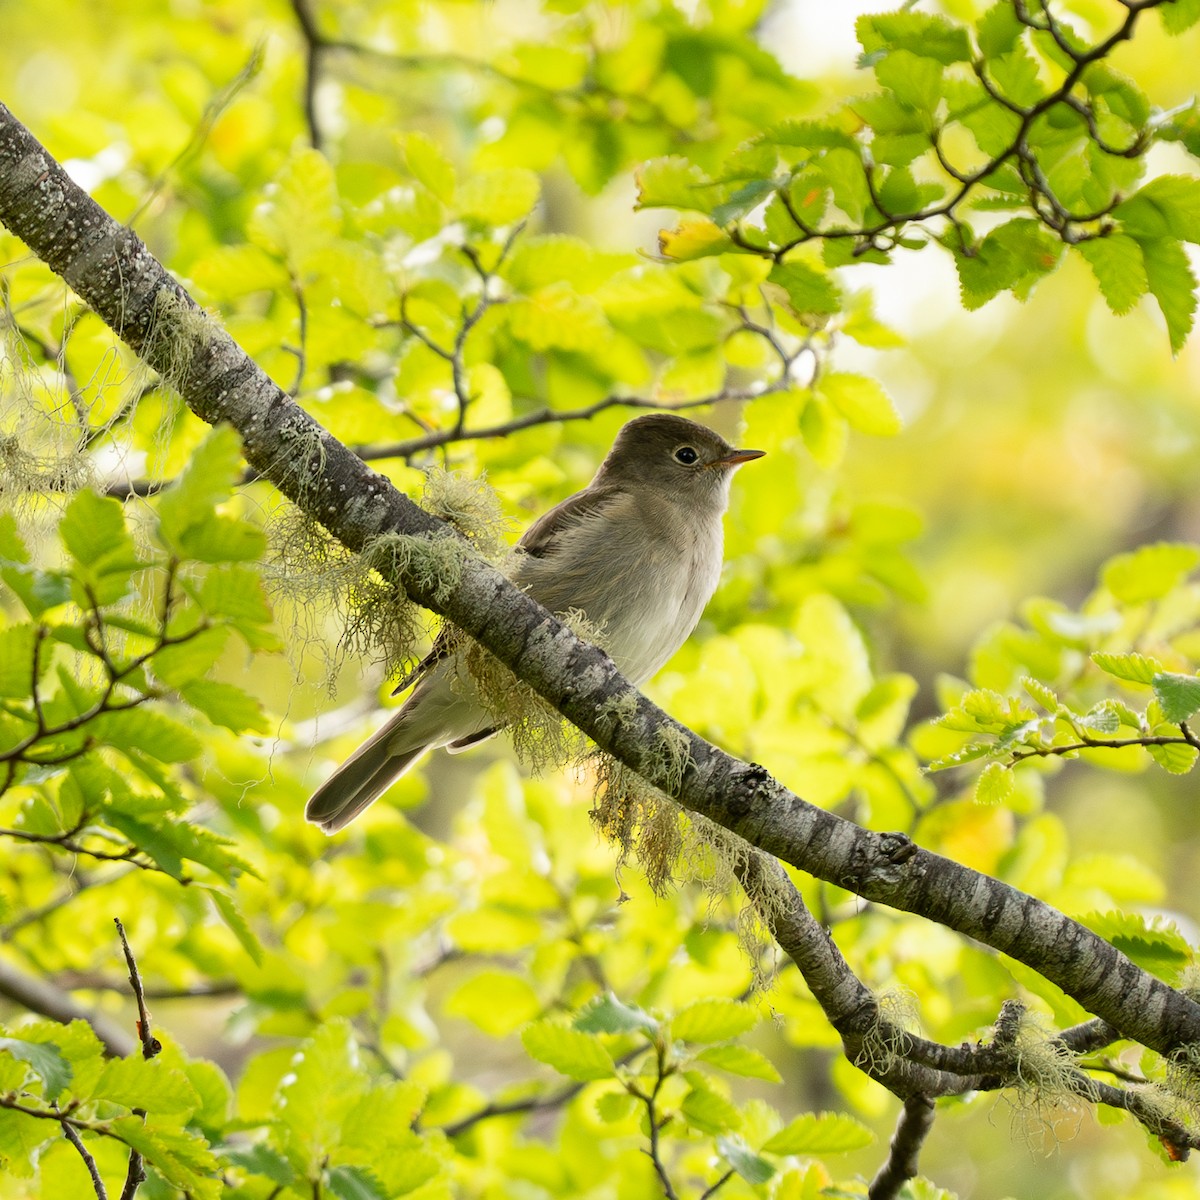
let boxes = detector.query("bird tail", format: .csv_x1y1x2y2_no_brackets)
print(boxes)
304,715,427,834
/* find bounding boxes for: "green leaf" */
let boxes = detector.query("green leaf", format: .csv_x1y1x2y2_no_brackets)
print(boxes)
207,888,265,966
658,216,734,261
111,1116,220,1199
1101,542,1200,603
178,680,268,733
0,624,39,699
816,373,901,437
1076,235,1147,316
0,515,71,616
399,131,456,203
1160,0,1200,35
636,156,711,211
768,260,841,316
276,1021,369,1174
680,1081,741,1133
1152,673,1200,724
670,999,758,1043
93,707,204,763
247,145,339,267
92,1055,200,1115
1080,911,1191,973
975,761,1015,806
521,1021,615,1080
59,489,144,605
1091,651,1163,685
1116,176,1200,242
458,168,540,225
761,1111,875,1155
327,1164,389,1200
717,1133,776,1184
697,1044,783,1082
856,12,971,64
445,970,541,1036
1139,236,1197,354
0,1038,71,1103
156,425,246,552
221,1143,294,1186
575,992,659,1035
976,2,1023,57
1147,731,1199,774
151,628,231,687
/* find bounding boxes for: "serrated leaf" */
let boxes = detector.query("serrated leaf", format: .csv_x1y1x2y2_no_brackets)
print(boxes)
1102,543,1200,604
761,1111,875,1155
59,490,144,605
156,425,246,553
1076,235,1147,316
816,372,901,437
1160,0,1200,36
575,992,658,1035
1022,677,1060,713
327,1164,389,1200
769,260,841,316
1152,673,1200,724
207,888,264,966
1140,236,1197,353
221,1143,293,1185
680,1082,740,1133
458,168,540,225
1081,911,1191,973
0,624,39,699
93,708,203,763
1147,734,1198,774
1116,176,1200,242
178,680,268,733
697,1044,783,1082
247,146,339,267
1075,702,1122,736
277,1021,369,1173
92,1055,200,1115
670,999,758,1043
111,1116,220,1198
0,1038,71,1103
636,156,710,211
717,1134,776,1184
521,1021,615,1080
1091,651,1163,685
857,12,971,64
975,761,1015,806
595,1090,638,1123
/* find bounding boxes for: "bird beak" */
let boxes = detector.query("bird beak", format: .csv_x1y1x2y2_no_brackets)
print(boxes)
711,448,766,468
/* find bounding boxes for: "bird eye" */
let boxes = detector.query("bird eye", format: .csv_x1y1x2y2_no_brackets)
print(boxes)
674,446,699,465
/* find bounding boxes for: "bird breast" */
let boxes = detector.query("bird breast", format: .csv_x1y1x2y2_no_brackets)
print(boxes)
515,490,725,686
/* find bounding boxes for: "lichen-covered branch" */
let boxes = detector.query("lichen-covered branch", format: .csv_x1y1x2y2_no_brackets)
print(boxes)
2,102,1200,1067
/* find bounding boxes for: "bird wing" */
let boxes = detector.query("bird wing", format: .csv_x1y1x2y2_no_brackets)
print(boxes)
516,483,622,561
393,484,620,697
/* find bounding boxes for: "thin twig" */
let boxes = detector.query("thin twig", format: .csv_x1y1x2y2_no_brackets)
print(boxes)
61,1118,109,1200
869,1096,936,1200
114,919,159,1200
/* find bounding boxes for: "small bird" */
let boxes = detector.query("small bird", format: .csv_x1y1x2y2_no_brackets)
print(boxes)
305,413,764,832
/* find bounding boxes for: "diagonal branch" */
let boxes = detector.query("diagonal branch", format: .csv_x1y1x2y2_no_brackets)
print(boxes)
2,102,1200,1066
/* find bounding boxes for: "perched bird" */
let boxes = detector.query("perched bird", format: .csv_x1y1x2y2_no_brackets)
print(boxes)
306,413,764,832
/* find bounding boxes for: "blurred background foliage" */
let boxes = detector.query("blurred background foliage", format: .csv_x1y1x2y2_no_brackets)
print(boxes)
3,1,1200,1197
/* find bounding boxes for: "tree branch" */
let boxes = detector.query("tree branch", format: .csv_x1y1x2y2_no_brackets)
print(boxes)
869,1096,935,1200
2,102,1199,1070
